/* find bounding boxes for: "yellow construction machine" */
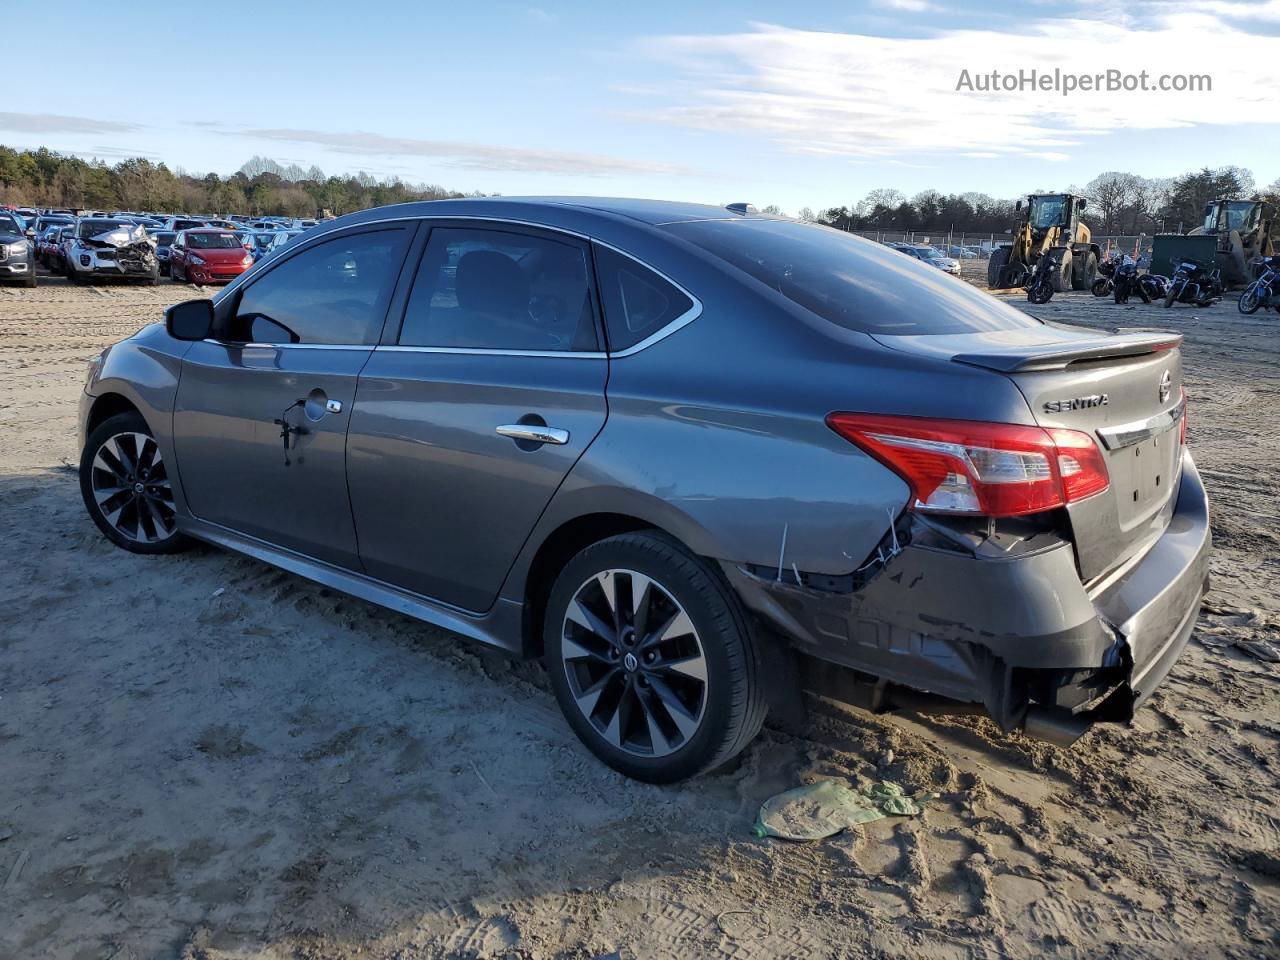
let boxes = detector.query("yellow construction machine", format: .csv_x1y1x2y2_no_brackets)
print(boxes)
1151,199,1275,288
988,193,1101,293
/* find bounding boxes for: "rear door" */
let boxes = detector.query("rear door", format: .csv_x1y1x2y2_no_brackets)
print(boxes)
173,224,414,569
346,221,608,612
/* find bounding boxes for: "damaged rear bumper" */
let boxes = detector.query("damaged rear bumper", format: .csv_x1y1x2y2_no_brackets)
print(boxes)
723,449,1211,743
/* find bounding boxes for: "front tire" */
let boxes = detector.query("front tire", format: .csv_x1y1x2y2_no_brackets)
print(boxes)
987,246,1011,288
543,532,766,783
79,411,190,555
1238,283,1262,315
1163,280,1180,308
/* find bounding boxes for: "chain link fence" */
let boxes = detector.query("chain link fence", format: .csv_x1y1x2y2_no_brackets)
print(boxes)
839,227,1163,267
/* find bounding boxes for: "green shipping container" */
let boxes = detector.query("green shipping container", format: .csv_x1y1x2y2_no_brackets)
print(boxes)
1150,234,1219,278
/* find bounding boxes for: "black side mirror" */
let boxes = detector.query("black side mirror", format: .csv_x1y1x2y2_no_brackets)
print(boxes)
1015,200,1023,211
1078,199,1087,211
165,298,214,341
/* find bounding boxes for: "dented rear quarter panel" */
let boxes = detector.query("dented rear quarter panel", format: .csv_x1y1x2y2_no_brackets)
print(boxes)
501,264,1044,599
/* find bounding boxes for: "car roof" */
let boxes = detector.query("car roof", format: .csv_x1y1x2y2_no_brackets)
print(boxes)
338,196,778,229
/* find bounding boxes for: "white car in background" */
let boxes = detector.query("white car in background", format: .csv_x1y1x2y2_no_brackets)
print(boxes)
63,218,160,285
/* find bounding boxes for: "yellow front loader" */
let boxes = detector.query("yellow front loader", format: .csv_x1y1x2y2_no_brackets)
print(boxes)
988,193,1101,293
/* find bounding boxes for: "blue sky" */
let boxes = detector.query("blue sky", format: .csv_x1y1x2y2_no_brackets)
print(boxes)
7,0,1279,213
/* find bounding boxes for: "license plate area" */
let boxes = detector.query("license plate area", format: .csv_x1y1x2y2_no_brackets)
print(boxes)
1111,422,1178,526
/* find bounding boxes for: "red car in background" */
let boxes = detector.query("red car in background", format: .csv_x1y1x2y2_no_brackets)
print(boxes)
170,228,255,285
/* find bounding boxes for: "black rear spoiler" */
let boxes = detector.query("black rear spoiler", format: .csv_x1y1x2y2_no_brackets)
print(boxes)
953,332,1183,373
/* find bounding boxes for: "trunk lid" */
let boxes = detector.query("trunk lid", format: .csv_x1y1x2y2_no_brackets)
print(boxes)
873,326,1185,581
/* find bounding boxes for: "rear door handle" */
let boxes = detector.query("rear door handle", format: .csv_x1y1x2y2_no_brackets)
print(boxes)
496,424,569,445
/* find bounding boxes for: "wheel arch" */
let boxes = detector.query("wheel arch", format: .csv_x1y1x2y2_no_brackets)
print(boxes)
85,391,145,439
519,511,676,657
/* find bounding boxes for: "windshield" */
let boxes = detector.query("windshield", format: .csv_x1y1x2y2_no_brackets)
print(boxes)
1028,196,1067,230
186,232,244,249
0,214,22,234
154,232,176,244
77,219,133,238
1225,202,1258,232
663,218,1042,336
252,232,280,249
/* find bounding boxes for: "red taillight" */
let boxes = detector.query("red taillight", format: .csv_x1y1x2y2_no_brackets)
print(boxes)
826,413,1110,518
1179,387,1188,446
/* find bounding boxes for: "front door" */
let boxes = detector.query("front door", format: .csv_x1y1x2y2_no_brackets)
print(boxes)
173,224,413,568
346,222,608,612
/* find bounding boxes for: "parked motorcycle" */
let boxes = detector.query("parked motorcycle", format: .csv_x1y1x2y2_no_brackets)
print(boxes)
1025,250,1056,304
1163,260,1223,308
1091,253,1124,297
1113,260,1152,303
1237,256,1280,314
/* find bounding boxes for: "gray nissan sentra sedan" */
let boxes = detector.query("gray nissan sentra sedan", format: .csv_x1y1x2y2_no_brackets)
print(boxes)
78,197,1210,783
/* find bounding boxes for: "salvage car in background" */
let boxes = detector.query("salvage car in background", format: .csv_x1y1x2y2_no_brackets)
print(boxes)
78,198,1210,783
0,211,37,287
169,228,256,285
896,243,962,276
150,231,177,276
64,218,160,285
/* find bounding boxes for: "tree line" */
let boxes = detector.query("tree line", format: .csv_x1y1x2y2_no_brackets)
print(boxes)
0,147,478,216
2,145,1276,237
809,166,1279,237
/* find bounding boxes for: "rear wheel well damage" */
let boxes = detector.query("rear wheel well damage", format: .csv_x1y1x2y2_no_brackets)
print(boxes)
86,393,142,438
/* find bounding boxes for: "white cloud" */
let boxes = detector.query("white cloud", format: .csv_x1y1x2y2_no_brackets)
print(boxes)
872,0,937,11
630,6,1280,164
0,112,142,135
236,127,696,177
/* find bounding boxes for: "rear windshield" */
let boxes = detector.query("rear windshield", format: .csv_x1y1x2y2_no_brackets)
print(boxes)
663,218,1042,336
187,232,243,249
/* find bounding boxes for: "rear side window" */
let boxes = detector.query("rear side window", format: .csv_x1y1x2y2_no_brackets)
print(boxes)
593,245,693,351
233,229,407,345
663,218,1042,336
399,226,598,352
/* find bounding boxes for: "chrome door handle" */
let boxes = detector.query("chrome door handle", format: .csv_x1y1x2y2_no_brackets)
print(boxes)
496,424,569,445
325,399,343,414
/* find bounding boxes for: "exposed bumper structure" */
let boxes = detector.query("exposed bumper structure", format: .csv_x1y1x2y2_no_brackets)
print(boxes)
725,449,1211,743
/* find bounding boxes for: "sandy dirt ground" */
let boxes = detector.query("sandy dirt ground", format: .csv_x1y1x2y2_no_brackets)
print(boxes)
0,266,1277,960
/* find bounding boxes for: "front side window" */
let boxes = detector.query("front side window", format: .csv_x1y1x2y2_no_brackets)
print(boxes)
593,245,693,352
232,229,407,345
399,226,597,352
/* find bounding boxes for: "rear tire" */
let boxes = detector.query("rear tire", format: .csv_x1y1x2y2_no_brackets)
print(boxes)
79,411,190,555
1091,277,1111,297
543,531,767,783
1072,251,1097,291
